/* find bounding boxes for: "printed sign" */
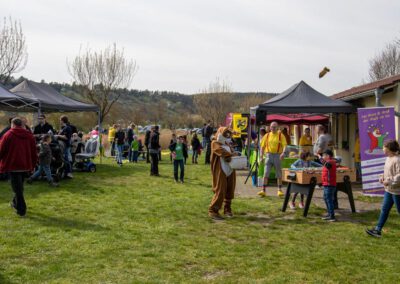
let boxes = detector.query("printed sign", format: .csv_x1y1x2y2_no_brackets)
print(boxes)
232,113,248,138
358,107,396,196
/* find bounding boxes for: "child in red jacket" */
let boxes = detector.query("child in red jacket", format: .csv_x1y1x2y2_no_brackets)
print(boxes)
321,149,337,222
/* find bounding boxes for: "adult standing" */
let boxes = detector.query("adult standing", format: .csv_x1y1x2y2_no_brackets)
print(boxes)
108,124,117,156
0,117,13,139
0,118,37,216
208,127,237,220
201,123,207,149
204,121,213,164
281,127,291,146
149,126,160,176
313,125,333,158
299,127,313,153
145,128,151,163
114,125,125,166
33,114,54,137
259,121,287,197
55,115,73,178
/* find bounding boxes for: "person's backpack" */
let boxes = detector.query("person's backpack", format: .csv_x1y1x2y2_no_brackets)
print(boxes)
68,124,78,134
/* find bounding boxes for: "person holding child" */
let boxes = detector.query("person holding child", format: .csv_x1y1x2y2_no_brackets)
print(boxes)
366,140,400,238
169,136,187,183
27,134,59,187
289,151,322,209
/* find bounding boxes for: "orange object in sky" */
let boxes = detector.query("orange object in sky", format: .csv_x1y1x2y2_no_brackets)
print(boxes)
319,67,330,78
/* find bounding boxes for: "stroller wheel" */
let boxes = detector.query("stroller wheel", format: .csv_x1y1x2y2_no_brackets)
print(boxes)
89,165,96,173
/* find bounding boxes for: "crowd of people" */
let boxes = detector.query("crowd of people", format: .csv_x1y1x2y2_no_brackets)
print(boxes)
0,114,92,216
1,116,399,238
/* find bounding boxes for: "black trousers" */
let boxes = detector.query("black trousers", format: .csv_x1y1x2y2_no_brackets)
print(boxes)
10,172,27,216
146,146,150,163
150,153,159,175
205,142,211,164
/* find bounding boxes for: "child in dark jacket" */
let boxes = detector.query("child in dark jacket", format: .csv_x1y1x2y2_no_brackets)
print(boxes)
321,149,337,221
191,133,201,164
28,134,58,187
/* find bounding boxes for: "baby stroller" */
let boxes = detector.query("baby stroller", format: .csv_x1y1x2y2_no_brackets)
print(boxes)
73,136,99,173
48,139,65,182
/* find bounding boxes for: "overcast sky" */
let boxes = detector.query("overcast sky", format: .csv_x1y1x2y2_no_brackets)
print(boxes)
2,0,400,95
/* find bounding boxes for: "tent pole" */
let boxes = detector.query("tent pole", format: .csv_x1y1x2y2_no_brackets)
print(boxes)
98,110,102,164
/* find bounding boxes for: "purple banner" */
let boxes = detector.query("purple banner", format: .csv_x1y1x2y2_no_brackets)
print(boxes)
358,107,395,196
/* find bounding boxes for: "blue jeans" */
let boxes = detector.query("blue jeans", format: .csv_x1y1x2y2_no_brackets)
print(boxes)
31,164,53,182
116,145,124,164
132,151,139,162
376,191,400,231
323,186,336,218
173,159,185,181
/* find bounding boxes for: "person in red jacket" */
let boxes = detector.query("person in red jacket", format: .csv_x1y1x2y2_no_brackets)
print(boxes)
0,117,37,216
321,149,337,222
322,149,336,222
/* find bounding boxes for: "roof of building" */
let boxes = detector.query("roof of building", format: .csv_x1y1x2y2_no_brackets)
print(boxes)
331,74,400,100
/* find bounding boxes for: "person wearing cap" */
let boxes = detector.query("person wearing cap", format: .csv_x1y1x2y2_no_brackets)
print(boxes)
33,114,54,137
259,121,287,197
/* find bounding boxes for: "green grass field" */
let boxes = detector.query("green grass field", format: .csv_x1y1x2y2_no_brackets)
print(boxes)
0,154,399,283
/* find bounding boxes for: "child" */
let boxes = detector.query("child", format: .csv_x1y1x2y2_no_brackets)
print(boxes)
366,140,400,238
27,134,58,187
191,133,201,164
114,125,125,166
289,151,322,209
321,149,337,222
131,136,139,163
169,136,187,183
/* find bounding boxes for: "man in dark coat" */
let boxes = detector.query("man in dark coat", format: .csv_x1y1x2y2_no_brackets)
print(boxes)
145,129,151,163
149,126,160,176
0,117,37,216
204,121,213,164
33,114,54,138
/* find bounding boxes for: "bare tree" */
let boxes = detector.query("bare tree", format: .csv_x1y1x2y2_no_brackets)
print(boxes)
236,94,270,113
68,43,137,123
0,17,28,84
193,78,233,126
368,41,400,82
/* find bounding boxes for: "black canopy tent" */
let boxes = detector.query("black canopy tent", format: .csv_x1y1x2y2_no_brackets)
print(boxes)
245,81,355,184
251,80,355,146
0,83,38,112
252,81,355,116
10,80,98,113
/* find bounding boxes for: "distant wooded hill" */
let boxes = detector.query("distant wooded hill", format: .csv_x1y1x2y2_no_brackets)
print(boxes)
3,77,276,130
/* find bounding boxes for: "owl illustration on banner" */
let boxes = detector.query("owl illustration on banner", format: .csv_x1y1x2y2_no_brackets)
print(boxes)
367,125,389,153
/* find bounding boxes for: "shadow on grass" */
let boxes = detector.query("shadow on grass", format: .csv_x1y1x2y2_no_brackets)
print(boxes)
0,269,14,284
27,211,110,232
